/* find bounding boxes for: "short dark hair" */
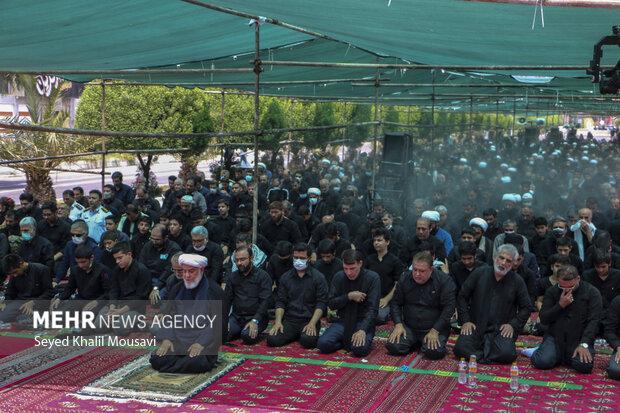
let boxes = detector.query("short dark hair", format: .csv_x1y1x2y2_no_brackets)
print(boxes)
19,192,34,202
2,254,23,273
41,201,57,213
103,184,115,191
556,237,572,248
169,214,183,226
324,222,339,238
371,227,391,241
137,215,152,226
461,228,476,237
89,189,102,199
105,214,118,223
293,242,312,257
341,249,363,264
458,241,477,257
416,241,435,255
75,244,94,259
111,241,132,255
533,217,548,227
317,239,336,255
548,253,571,266
269,201,283,211
593,249,612,266
101,230,119,243
217,199,230,207
482,208,497,217
111,171,123,180
236,245,254,258
412,251,433,267
557,265,579,280
235,232,252,245
73,186,84,194
62,189,75,198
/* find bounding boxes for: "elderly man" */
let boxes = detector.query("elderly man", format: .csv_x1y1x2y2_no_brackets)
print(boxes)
454,244,533,364
422,210,453,256
531,265,602,373
570,208,597,261
317,249,380,357
386,251,456,359
187,226,224,284
405,218,446,264
150,254,226,373
267,243,328,349
16,216,54,271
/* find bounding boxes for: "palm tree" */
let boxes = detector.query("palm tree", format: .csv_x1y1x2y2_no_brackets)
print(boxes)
0,75,95,201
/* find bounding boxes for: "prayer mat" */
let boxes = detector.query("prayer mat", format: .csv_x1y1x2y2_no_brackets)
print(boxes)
0,336,35,358
75,355,244,405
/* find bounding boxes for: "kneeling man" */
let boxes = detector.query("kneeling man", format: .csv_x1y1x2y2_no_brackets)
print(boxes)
454,244,532,364
150,254,225,373
531,265,601,374
386,252,456,359
267,243,328,348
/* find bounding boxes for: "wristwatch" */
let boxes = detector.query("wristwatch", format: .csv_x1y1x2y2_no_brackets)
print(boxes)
251,318,259,324
580,343,589,349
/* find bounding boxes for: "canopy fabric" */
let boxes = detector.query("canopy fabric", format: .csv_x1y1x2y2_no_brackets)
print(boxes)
1,0,619,112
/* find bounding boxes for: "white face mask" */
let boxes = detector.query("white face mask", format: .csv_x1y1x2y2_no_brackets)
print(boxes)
72,235,85,245
293,258,308,271
193,243,207,252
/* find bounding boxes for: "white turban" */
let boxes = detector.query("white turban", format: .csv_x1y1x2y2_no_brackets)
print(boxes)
507,167,517,173
502,193,517,202
459,158,468,164
307,187,321,196
421,210,440,222
514,194,522,203
500,163,508,169
522,192,533,201
478,161,487,168
469,217,488,232
501,176,512,184
321,159,331,165
179,254,209,268
590,159,598,165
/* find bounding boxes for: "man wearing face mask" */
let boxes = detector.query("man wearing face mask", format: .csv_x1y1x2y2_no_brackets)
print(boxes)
539,218,579,275
492,220,530,256
16,217,54,272
306,188,328,219
267,243,328,349
59,220,103,283
531,265,601,373
51,244,109,315
102,184,125,216
454,244,533,364
139,224,181,303
150,254,226,373
187,226,224,284
570,208,597,261
317,249,380,357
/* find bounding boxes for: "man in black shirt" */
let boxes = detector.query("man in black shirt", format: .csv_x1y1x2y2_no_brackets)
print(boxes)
531,265,602,373
405,218,446,265
211,199,237,250
38,202,71,278
387,251,456,359
186,225,224,284
102,184,125,216
0,254,53,322
582,250,620,312
17,216,54,272
139,224,182,302
314,239,343,287
265,241,293,288
449,241,485,296
98,242,151,335
225,246,272,345
454,244,533,364
364,228,404,324
51,244,109,314
267,243,328,349
259,201,302,245
167,215,191,251
604,295,620,380
317,249,380,357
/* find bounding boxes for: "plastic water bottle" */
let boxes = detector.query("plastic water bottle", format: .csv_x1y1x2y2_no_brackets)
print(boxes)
467,355,477,387
510,362,519,391
458,358,467,384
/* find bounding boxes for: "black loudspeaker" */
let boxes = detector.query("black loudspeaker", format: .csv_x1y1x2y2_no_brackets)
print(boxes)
382,132,411,163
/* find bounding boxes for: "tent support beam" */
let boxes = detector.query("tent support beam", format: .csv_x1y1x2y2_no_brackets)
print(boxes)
252,22,261,245
100,80,107,191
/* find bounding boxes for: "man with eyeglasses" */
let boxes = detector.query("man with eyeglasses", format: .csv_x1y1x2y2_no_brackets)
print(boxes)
454,244,533,364
531,265,602,373
138,224,182,304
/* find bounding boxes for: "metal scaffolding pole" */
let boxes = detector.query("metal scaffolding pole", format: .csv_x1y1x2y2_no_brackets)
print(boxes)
100,80,107,191
371,66,380,197
251,22,261,245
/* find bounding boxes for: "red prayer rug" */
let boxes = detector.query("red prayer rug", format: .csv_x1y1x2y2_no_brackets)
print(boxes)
0,336,36,358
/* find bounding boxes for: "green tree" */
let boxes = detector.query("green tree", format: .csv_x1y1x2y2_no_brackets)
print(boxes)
383,105,400,133
260,99,287,166
0,75,95,201
304,102,336,149
348,103,372,147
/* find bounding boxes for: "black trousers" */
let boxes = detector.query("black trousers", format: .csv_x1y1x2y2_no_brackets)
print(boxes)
454,329,517,364
531,335,594,374
385,325,447,360
149,342,217,373
266,318,319,349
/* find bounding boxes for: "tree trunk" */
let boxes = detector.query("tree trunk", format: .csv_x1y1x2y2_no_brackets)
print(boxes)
25,167,56,202
179,153,198,181
137,154,154,193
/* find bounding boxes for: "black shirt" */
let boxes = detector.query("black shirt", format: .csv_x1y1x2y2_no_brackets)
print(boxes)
604,295,620,350
5,263,53,300
457,266,533,333
265,254,293,286
225,266,272,322
259,217,302,245
391,269,456,334
276,267,328,320
210,215,237,247
540,281,602,360
186,241,224,283
17,236,54,271
582,268,620,310
328,269,380,333
139,240,182,288
37,219,71,254
364,252,404,296
108,259,151,306
405,235,447,263
60,262,110,301
168,232,192,252
449,260,486,295
515,264,538,305
314,257,343,287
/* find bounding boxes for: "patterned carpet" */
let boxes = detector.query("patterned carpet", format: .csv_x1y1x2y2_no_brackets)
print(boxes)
0,330,618,412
